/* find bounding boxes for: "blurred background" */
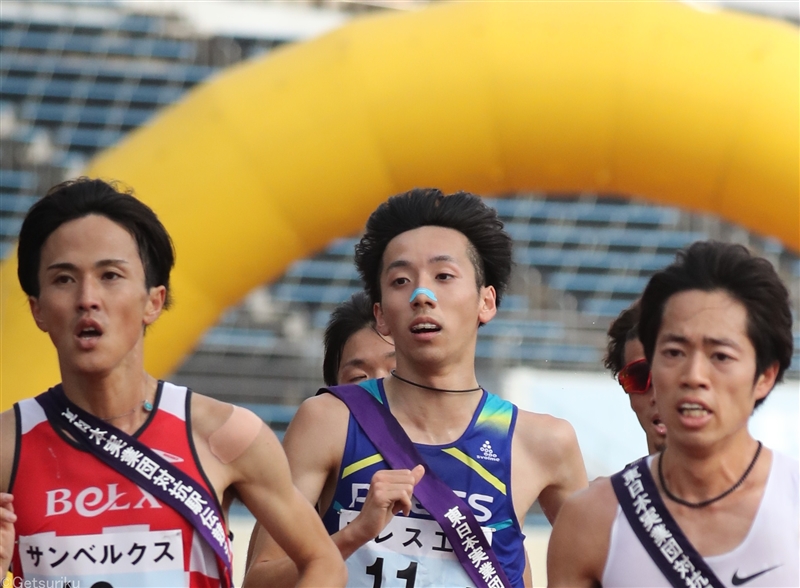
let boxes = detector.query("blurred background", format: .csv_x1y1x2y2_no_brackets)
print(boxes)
1,1,797,585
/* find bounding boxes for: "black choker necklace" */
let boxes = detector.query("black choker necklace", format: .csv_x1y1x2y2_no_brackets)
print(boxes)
658,441,762,509
390,370,482,393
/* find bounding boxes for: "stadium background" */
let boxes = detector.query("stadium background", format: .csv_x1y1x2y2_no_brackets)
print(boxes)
1,1,797,585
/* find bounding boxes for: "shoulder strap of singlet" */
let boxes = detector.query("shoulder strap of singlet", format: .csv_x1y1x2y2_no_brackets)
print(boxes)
610,458,725,588
322,383,512,588
35,385,232,588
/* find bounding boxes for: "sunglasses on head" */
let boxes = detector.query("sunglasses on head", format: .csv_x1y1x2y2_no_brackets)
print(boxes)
618,358,652,394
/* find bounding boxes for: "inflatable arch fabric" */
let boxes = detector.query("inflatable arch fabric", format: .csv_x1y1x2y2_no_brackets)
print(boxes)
1,1,797,408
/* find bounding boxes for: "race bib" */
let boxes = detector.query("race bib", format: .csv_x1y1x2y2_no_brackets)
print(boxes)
340,509,493,588
19,526,186,587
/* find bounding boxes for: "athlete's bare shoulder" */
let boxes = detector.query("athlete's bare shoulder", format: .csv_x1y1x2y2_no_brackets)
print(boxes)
547,476,618,587
293,391,350,423
283,392,349,455
511,409,588,522
514,409,580,461
0,408,17,493
188,392,235,440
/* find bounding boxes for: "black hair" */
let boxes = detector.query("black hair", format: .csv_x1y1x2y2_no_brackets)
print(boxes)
323,291,377,387
639,241,793,408
17,177,175,308
354,188,513,307
604,300,641,377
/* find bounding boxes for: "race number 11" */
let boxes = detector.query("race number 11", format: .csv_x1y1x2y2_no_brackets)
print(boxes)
365,557,418,588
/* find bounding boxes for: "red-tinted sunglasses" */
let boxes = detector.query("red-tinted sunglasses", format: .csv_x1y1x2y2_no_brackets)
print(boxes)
618,358,652,394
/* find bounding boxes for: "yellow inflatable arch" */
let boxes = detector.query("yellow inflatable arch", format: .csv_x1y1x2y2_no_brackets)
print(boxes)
1,1,797,408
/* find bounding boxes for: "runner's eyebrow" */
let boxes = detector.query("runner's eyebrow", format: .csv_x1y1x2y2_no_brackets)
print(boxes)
659,333,742,350
341,357,368,368
385,259,410,272
385,255,458,272
46,259,129,271
702,336,742,350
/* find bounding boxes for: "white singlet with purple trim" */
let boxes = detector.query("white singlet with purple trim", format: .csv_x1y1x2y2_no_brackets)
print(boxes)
602,450,799,587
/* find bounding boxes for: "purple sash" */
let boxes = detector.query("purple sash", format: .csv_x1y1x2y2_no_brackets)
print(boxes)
323,383,512,588
611,458,724,588
36,385,232,587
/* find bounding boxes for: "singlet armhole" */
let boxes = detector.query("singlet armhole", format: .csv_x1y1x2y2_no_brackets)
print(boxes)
7,403,21,493
704,448,777,563
185,388,227,519
505,405,524,532
600,504,624,586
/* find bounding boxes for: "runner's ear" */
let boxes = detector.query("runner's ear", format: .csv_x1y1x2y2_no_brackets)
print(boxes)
29,296,48,332
753,361,779,403
478,285,497,325
143,285,166,326
374,302,391,336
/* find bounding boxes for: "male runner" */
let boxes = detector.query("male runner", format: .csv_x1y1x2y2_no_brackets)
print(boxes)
604,301,667,455
322,291,397,387
0,178,346,587
548,241,798,587
245,188,588,587
245,290,396,568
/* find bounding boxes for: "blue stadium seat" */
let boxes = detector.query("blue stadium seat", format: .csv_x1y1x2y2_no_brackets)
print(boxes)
323,237,359,257
0,170,36,192
0,193,38,213
485,198,681,226
505,223,706,249
20,102,155,128
1,53,213,86
55,127,125,151
118,14,162,35
498,294,528,311
479,318,565,340
286,259,359,281
476,340,599,363
582,298,638,318
272,283,360,305
515,247,674,272
201,327,280,350
0,216,23,237
1,76,181,106
548,272,650,295
0,30,196,61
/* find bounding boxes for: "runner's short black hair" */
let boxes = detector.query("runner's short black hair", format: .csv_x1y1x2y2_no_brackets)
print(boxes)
604,301,641,377
354,188,512,307
18,177,175,308
323,291,378,387
639,241,793,408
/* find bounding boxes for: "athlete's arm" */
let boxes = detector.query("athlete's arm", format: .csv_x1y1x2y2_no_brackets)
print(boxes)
226,409,347,588
244,393,423,587
546,479,616,587
513,411,588,524
0,409,18,576
191,395,346,588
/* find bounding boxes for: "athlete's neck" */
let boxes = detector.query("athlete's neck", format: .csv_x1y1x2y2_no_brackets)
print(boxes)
60,368,157,434
384,365,482,445
657,434,768,504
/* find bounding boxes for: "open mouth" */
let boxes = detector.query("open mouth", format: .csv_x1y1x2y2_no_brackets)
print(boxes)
76,320,104,341
653,418,667,436
78,327,102,339
678,402,711,418
410,322,441,334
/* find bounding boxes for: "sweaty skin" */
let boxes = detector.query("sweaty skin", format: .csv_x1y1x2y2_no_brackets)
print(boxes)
208,404,264,464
